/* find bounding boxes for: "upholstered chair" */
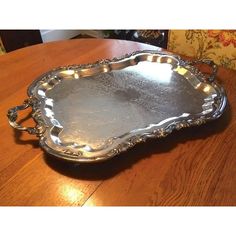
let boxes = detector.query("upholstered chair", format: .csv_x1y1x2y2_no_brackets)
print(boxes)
168,30,236,70
0,37,5,55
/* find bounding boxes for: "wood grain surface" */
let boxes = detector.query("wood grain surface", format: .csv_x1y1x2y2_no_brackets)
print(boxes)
0,39,235,206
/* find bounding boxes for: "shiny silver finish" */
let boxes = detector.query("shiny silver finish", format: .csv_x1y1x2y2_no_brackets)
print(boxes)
7,51,227,162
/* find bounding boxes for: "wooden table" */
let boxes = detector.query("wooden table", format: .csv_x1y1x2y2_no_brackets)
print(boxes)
0,39,235,206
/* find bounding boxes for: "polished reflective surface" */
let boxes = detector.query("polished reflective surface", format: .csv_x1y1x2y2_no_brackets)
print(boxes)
28,51,226,162
46,63,206,147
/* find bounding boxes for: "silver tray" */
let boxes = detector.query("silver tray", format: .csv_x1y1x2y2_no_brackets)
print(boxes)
7,50,227,163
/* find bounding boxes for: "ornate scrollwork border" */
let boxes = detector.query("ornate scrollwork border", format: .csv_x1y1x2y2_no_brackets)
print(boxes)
8,50,227,163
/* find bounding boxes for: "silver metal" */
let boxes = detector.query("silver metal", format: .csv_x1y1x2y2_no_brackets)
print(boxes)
7,98,44,136
185,58,218,82
7,50,227,162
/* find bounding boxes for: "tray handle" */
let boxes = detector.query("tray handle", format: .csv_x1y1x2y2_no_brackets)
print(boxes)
7,99,39,135
186,59,218,82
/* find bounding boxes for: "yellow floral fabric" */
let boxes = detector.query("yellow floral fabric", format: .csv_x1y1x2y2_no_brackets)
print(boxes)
0,37,6,55
168,30,236,70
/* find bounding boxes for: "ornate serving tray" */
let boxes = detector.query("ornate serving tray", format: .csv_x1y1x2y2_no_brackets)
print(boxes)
7,50,227,162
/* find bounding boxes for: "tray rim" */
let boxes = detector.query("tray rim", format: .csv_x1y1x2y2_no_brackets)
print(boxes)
8,50,227,163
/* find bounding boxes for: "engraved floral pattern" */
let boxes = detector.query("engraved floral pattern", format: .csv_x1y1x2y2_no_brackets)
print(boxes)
19,51,226,162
